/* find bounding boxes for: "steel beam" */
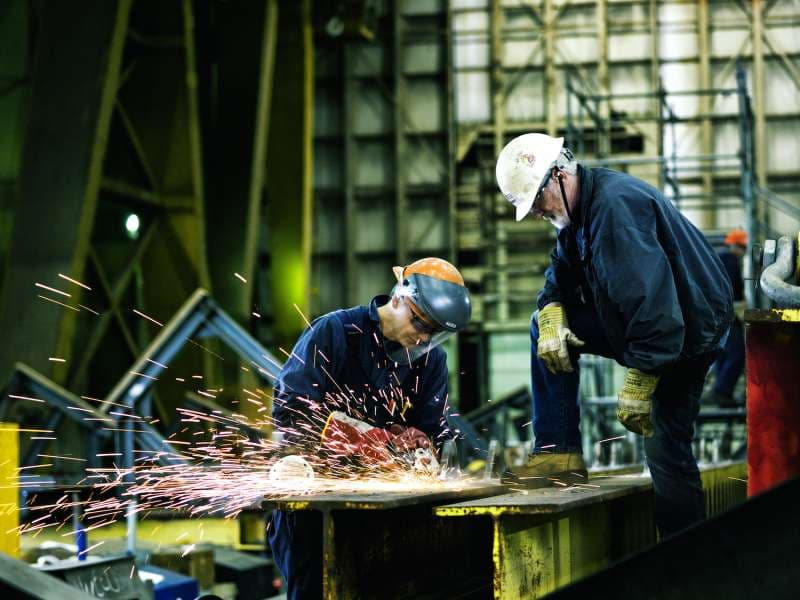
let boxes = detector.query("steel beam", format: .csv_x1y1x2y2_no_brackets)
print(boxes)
0,0,131,384
263,482,506,599
698,0,714,229
751,0,768,230
437,477,655,599
436,463,746,599
545,474,800,600
266,0,313,350
205,0,277,325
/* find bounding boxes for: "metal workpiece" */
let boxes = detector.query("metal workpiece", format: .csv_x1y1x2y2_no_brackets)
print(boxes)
262,481,507,599
434,463,746,600
545,475,800,600
759,236,800,308
436,476,656,600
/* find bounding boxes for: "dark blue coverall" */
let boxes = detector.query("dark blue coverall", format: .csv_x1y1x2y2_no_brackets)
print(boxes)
712,250,745,403
268,296,451,599
531,165,733,537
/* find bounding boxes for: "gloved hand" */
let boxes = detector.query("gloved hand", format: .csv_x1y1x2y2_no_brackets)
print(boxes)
320,411,395,464
389,424,433,453
733,301,746,322
617,368,660,437
537,303,585,373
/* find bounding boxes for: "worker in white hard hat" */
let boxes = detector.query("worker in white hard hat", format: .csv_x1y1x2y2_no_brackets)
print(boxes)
268,258,471,599
495,132,734,538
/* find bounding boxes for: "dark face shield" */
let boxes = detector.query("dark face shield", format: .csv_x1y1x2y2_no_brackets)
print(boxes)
383,273,471,364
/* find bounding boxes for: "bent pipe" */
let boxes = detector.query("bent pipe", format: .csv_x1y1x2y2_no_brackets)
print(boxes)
760,236,800,308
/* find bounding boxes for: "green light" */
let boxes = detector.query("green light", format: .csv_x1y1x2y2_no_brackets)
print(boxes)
125,213,140,239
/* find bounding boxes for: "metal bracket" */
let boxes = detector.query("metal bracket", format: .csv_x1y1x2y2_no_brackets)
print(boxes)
760,236,800,308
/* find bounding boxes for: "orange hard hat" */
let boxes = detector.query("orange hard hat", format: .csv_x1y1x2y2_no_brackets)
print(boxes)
724,229,747,247
391,258,471,332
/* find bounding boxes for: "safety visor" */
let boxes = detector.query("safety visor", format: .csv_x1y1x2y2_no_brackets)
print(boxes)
383,290,456,365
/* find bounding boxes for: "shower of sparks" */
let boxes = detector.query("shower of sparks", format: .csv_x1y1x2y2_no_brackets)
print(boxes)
7,300,585,550
293,303,314,329
38,295,80,312
79,304,100,316
234,273,247,284
598,435,626,444
8,394,45,404
8,364,483,542
48,357,66,363
35,282,71,298
132,309,164,327
58,273,92,291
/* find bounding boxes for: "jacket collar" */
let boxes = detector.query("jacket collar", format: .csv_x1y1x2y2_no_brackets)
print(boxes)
575,163,594,229
368,295,390,323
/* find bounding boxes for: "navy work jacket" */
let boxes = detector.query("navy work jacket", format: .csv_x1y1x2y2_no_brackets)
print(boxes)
272,295,452,448
538,166,733,374
718,250,744,302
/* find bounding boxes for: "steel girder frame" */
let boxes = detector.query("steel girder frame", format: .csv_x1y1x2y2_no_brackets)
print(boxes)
100,288,282,474
0,0,227,424
0,363,110,472
0,0,131,386
266,0,313,352
201,0,278,342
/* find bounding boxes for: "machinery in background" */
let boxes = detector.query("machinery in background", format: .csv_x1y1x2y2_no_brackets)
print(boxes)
746,233,800,496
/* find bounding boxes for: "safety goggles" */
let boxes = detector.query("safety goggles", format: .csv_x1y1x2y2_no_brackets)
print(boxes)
406,300,442,336
531,167,554,214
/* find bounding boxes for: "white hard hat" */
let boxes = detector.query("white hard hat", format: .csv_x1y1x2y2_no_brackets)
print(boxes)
495,133,564,221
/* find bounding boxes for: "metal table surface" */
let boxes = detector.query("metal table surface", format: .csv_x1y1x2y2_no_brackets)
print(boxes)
262,479,508,511
435,476,653,516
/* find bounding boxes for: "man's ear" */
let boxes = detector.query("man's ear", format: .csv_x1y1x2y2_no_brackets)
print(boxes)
392,266,404,284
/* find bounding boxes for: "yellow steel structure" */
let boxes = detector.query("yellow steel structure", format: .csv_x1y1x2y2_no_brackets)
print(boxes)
0,423,19,558
20,514,265,555
436,462,747,599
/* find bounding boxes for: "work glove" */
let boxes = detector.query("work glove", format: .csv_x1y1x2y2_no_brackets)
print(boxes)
320,411,395,464
389,424,433,453
617,368,660,438
537,303,585,373
733,301,746,322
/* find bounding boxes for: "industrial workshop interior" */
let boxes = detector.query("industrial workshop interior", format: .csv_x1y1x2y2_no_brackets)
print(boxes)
1,0,799,598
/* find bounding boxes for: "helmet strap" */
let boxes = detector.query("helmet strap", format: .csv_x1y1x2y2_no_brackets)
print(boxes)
557,170,574,226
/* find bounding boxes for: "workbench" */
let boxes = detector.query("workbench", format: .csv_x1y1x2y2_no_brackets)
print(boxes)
262,480,507,599
435,476,655,599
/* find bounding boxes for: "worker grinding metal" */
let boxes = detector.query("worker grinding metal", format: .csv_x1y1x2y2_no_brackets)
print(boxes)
495,133,733,538
268,258,471,599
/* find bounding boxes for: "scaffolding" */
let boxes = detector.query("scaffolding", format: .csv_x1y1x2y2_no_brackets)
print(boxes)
565,61,800,308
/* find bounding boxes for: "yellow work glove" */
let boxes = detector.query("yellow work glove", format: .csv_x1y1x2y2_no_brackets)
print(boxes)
733,301,746,322
617,368,660,438
537,303,585,374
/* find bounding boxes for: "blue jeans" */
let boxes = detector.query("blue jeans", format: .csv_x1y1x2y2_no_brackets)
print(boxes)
713,317,744,399
268,510,322,600
530,304,718,537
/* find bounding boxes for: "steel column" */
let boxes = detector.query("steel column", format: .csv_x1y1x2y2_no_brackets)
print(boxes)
266,0,313,350
0,0,131,383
